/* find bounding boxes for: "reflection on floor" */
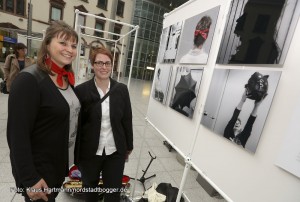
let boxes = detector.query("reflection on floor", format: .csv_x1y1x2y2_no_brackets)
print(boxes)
0,77,227,202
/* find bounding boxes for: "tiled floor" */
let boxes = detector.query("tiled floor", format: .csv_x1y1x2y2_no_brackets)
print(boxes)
0,77,227,202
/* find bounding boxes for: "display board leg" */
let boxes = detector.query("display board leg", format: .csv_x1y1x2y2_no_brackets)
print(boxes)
176,157,191,202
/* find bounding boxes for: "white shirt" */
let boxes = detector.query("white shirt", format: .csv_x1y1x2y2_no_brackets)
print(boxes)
95,80,117,156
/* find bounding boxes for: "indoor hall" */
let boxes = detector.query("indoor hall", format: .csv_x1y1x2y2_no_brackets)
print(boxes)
0,78,226,202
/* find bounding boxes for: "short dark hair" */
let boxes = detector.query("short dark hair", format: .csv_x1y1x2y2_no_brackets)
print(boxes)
14,43,27,57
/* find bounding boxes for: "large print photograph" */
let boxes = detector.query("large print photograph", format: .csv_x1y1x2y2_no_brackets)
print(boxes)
217,0,299,65
152,65,173,105
169,66,203,119
176,6,220,64
201,69,281,153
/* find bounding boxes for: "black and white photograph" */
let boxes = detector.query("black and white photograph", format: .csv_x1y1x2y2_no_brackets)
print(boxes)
152,65,173,105
157,27,170,63
169,66,203,118
157,21,183,63
217,0,299,65
201,69,281,153
177,6,220,64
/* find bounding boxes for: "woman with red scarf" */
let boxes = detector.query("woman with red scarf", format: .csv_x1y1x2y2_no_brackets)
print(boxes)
7,21,80,202
179,16,212,64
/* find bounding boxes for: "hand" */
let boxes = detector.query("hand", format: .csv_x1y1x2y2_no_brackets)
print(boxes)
26,179,50,201
125,150,132,162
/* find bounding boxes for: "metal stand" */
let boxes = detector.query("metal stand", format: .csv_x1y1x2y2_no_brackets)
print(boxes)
130,151,156,190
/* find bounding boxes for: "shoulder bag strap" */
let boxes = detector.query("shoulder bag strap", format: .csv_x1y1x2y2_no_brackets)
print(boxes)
99,83,119,104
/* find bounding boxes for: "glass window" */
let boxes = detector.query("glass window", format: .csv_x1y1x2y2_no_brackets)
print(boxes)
145,21,152,30
6,0,14,12
0,0,3,10
116,0,124,17
16,0,24,15
113,26,121,40
51,7,62,21
97,0,107,9
95,21,104,37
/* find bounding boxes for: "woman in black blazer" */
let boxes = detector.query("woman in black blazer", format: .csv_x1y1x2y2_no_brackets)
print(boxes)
75,47,133,202
7,21,80,202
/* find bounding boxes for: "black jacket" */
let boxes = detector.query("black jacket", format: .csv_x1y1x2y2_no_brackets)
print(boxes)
7,65,74,190
74,78,133,161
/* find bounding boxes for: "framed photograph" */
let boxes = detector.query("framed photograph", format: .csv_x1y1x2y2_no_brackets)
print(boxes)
217,0,299,65
177,6,220,64
152,65,173,105
157,21,183,64
169,66,203,118
201,69,281,153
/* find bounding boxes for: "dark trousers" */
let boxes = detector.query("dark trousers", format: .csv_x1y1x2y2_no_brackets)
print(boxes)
79,150,125,202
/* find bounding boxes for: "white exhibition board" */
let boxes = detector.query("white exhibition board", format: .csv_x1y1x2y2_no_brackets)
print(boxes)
147,0,230,157
147,0,300,201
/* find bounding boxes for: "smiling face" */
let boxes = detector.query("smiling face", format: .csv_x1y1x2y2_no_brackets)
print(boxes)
47,33,77,67
233,118,242,134
93,53,112,81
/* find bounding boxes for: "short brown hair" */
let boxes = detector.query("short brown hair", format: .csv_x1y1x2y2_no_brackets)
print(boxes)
37,20,78,74
89,46,113,64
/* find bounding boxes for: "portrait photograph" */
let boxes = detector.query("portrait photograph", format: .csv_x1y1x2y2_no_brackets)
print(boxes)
217,0,299,65
169,66,203,118
176,6,220,64
201,69,281,153
152,65,173,105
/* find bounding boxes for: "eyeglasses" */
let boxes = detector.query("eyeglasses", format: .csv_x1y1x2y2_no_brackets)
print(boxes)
94,61,112,67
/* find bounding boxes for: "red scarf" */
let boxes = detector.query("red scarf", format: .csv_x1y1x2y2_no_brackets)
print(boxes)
194,28,209,40
45,57,75,87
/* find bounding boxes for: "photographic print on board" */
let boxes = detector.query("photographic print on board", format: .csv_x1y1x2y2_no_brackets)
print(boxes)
201,69,281,153
158,21,183,64
152,65,173,105
217,0,299,65
177,6,220,64
169,66,203,118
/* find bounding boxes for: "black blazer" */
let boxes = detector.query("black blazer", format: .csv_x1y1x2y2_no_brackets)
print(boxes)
7,65,72,189
74,78,133,161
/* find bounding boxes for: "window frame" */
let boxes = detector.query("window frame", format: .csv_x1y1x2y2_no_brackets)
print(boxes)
97,0,107,10
1,0,25,16
49,0,65,22
94,20,105,38
50,5,63,21
113,24,122,40
116,0,125,17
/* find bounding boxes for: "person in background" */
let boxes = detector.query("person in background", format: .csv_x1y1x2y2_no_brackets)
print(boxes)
75,47,133,202
3,43,33,92
7,20,80,202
